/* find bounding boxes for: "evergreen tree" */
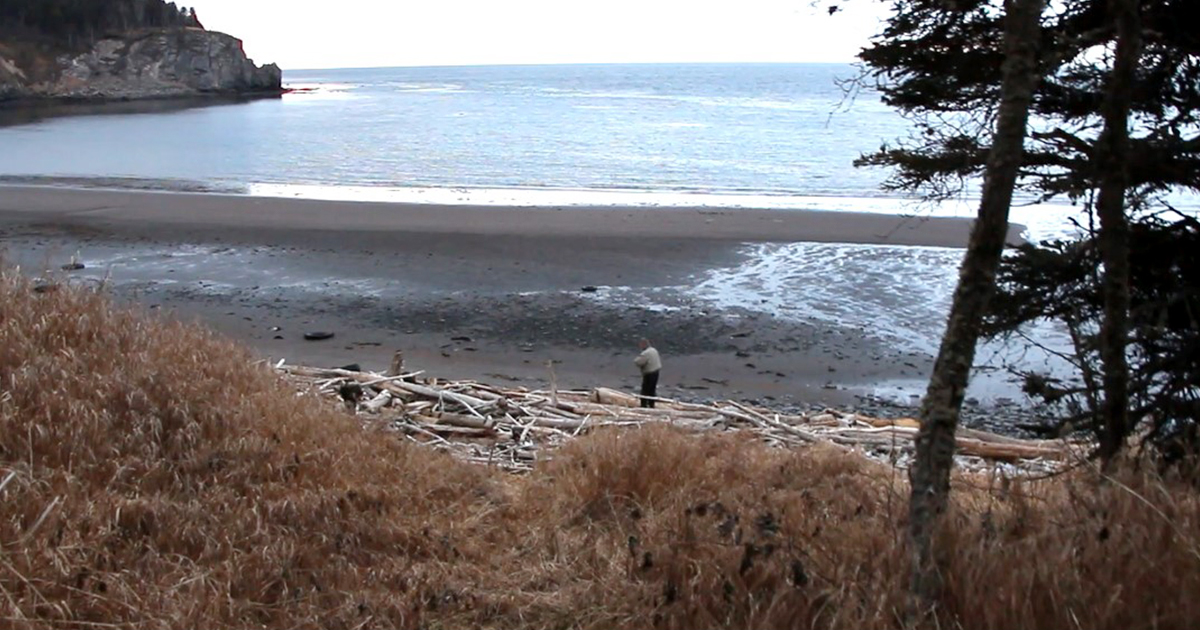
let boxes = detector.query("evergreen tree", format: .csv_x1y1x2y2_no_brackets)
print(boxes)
856,0,1200,473
984,211,1200,469
1092,0,1141,463
858,0,1200,208
0,0,201,46
893,0,1047,612
852,0,1200,611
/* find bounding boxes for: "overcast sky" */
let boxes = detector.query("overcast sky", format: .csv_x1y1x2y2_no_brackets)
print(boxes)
190,0,889,70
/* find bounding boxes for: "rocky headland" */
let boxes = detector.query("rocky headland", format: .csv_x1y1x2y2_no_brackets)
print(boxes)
0,27,281,104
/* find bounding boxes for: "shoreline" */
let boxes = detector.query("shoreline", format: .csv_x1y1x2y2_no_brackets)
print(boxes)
0,184,1027,247
0,185,1047,433
0,89,284,109
0,93,286,128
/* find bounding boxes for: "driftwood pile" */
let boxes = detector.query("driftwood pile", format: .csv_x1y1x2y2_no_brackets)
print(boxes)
276,360,1080,474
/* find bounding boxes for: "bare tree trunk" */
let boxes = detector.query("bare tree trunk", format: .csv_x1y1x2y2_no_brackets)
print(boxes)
907,0,1046,612
1094,0,1142,465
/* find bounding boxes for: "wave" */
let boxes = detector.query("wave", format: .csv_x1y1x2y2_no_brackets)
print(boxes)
691,242,960,354
532,86,842,112
644,122,710,129
388,82,468,93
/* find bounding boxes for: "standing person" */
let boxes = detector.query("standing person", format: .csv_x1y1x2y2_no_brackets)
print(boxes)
634,338,662,408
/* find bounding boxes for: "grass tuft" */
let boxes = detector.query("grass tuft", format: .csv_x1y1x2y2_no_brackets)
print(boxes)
2,269,1198,629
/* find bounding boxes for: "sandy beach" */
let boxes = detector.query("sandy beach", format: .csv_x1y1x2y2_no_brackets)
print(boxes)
0,185,1033,425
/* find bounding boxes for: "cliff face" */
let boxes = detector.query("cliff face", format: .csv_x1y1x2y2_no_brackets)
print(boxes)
0,28,282,103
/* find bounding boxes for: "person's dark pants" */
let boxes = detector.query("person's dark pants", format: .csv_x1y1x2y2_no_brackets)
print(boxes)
640,370,659,408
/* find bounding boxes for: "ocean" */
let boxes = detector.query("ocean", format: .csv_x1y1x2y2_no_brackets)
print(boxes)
0,65,893,196
0,62,1126,238
2,62,1187,403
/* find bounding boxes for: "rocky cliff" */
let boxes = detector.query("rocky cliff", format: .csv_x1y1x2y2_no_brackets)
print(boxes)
0,27,281,103
0,54,28,100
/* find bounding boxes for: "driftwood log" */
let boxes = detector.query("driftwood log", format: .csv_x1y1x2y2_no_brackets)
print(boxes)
275,360,1083,473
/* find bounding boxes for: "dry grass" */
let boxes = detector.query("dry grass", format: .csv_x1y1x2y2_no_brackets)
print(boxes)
1,269,1198,629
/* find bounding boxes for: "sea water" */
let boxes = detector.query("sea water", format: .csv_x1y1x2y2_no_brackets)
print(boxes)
0,63,1145,239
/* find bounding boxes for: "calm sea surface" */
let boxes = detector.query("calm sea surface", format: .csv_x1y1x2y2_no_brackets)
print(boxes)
0,64,896,196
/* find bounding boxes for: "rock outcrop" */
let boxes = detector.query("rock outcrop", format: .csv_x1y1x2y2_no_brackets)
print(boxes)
0,27,282,103
0,55,30,100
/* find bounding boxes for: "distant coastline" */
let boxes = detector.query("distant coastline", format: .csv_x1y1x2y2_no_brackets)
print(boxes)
2,0,282,105
0,82,286,108
0,90,283,126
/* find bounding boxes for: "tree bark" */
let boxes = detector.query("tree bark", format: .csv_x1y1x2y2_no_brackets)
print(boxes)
1094,0,1142,464
907,0,1046,612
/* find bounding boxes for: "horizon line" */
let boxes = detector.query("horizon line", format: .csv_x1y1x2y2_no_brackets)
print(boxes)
282,59,864,73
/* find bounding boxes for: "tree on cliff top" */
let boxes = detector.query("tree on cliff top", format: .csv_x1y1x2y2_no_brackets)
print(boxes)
0,0,202,48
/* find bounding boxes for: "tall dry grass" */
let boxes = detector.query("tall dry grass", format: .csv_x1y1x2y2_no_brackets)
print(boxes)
1,268,1198,629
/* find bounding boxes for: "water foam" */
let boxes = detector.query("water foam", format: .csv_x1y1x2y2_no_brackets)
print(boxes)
681,241,1081,402
689,242,960,354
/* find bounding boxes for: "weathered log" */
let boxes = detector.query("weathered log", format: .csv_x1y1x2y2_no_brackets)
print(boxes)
954,436,1068,460
389,380,493,414
361,390,393,412
276,361,1078,471
863,416,921,429
409,415,495,438
590,387,639,407
429,412,496,430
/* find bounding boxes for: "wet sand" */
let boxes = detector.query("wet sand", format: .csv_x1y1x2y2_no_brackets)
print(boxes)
0,185,1022,246
0,185,1034,425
